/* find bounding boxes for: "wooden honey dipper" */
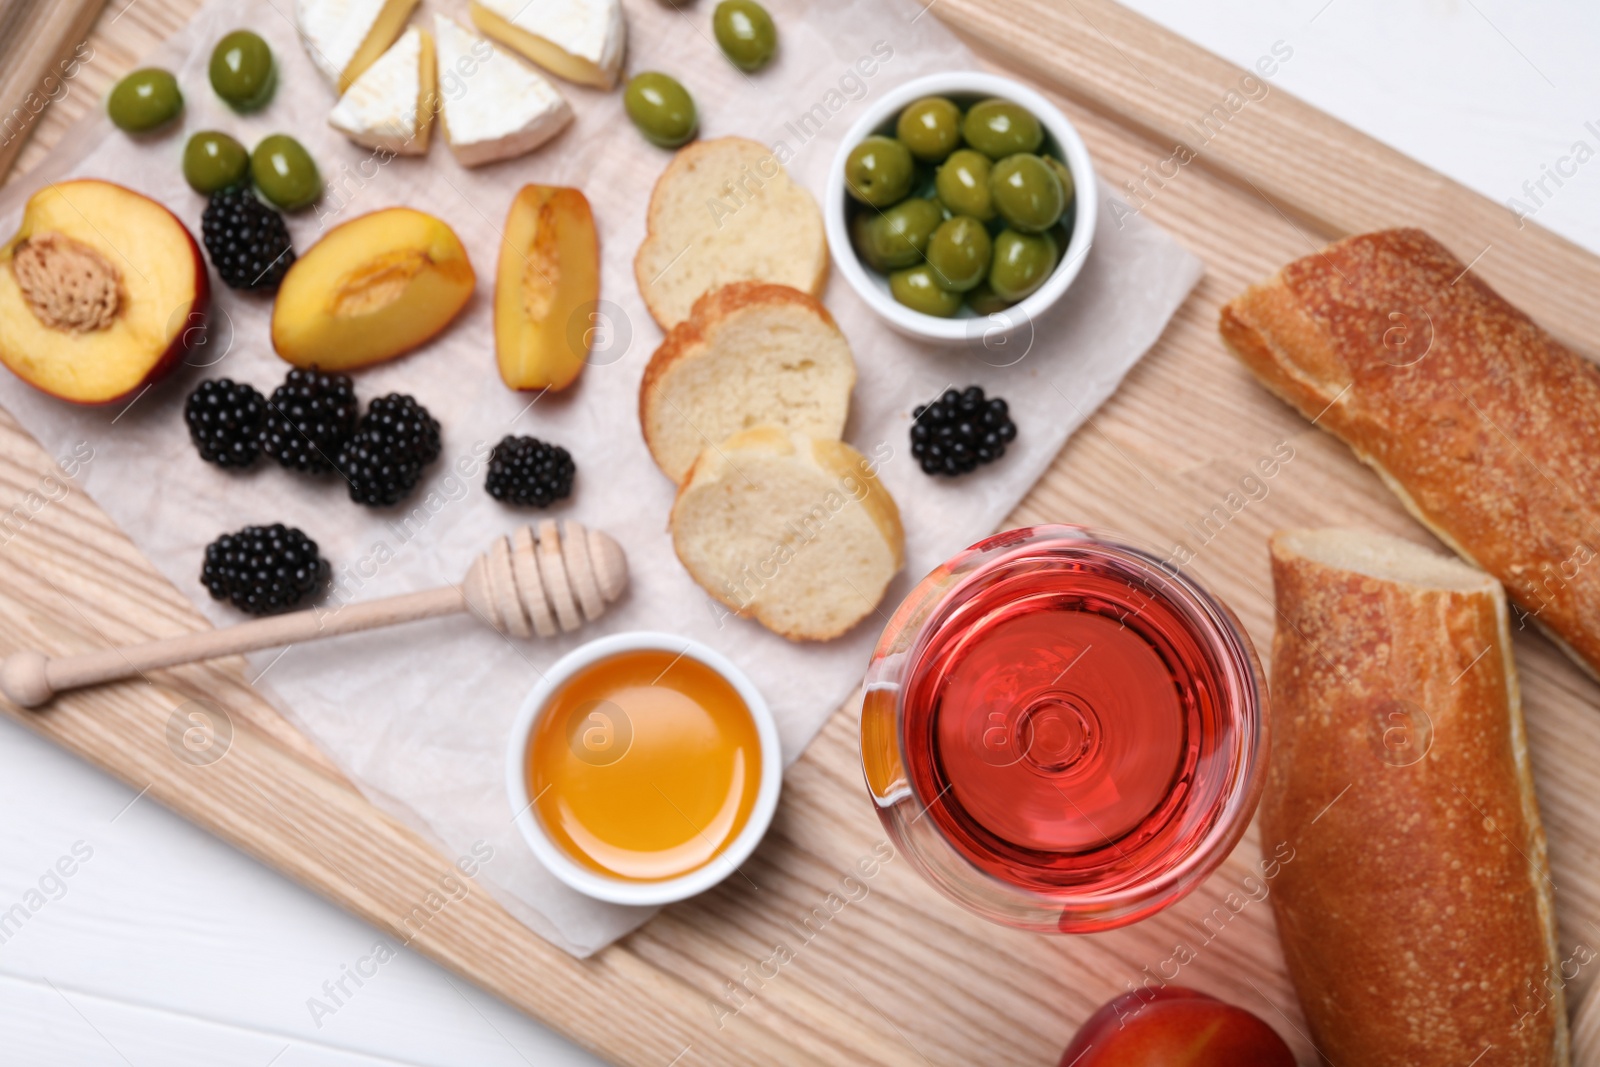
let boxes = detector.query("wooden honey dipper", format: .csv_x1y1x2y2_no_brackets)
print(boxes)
0,520,627,709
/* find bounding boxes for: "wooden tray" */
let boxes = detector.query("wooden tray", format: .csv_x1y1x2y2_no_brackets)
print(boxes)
5,1,1599,1063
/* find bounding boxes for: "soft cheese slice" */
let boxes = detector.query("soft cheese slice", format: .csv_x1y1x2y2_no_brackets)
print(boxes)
295,0,419,93
469,0,625,90
328,27,436,155
433,16,572,167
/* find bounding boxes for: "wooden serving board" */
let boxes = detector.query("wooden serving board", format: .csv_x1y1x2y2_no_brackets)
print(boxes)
5,1,1600,1063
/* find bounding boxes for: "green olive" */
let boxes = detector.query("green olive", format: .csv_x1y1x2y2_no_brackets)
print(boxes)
925,216,991,292
183,131,250,194
851,197,943,272
107,68,183,133
250,134,321,210
990,154,1064,233
989,228,1059,302
890,264,963,317
967,281,1013,315
961,98,1042,159
844,135,913,207
1042,154,1076,207
933,149,994,222
210,30,276,111
896,97,961,163
624,72,698,148
713,0,777,73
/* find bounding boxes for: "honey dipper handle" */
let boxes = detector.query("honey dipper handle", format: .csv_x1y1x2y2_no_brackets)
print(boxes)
0,586,466,709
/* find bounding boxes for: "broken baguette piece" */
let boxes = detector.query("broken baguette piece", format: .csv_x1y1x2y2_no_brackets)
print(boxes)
1221,228,1600,679
1262,527,1565,1067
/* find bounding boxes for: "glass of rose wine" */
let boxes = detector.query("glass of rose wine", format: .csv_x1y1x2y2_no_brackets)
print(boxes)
861,525,1267,933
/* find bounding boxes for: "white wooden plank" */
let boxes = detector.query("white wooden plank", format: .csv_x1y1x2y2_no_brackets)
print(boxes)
1119,0,1600,255
0,718,605,1067
0,973,426,1067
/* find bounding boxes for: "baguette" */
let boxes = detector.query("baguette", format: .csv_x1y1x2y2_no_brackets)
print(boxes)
1262,527,1564,1066
1221,228,1600,678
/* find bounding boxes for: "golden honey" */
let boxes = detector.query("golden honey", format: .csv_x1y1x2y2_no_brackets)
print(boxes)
529,649,763,882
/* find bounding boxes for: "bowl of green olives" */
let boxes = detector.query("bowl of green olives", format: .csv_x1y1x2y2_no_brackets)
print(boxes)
825,72,1097,345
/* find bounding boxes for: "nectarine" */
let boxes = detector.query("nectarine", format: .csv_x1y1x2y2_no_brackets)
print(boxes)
0,179,207,405
494,185,599,392
1060,987,1294,1066
271,207,474,371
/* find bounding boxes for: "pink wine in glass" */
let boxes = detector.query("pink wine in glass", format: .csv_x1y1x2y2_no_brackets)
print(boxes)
861,526,1266,933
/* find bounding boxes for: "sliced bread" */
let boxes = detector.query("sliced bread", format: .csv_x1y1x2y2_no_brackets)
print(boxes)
671,427,904,641
640,282,856,484
634,137,827,330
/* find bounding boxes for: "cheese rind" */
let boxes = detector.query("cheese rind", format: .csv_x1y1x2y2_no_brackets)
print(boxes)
434,15,572,167
469,0,625,90
295,0,420,93
327,27,435,155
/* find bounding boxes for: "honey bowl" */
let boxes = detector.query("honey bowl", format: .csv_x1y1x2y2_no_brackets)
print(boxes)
506,632,782,905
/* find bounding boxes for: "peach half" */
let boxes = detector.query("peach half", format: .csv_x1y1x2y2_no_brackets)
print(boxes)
271,207,474,372
0,179,208,405
494,185,598,392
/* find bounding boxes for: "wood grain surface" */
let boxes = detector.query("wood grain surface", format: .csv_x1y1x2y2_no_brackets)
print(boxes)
0,0,106,180
4,1,1599,1064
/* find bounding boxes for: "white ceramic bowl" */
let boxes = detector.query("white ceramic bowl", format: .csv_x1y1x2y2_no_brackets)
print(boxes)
825,72,1099,346
505,631,782,906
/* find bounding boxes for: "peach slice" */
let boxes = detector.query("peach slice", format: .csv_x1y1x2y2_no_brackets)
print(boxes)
494,185,598,392
271,207,474,371
0,179,208,405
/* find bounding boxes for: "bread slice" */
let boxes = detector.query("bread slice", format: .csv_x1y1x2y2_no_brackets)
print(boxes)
640,283,856,484
671,428,903,641
1263,527,1565,1067
634,137,827,330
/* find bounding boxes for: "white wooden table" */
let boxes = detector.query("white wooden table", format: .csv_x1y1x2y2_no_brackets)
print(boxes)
2,1,1596,1062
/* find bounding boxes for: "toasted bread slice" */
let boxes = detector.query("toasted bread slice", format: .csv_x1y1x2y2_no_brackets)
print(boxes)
634,137,827,330
640,283,856,484
671,428,903,641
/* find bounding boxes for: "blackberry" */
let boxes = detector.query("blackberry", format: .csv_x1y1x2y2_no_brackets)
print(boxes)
485,435,575,508
201,186,295,292
260,367,358,474
201,523,328,616
336,393,441,507
910,385,1017,477
185,378,266,468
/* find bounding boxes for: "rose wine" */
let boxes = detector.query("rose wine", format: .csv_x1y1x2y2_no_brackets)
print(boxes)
862,527,1265,932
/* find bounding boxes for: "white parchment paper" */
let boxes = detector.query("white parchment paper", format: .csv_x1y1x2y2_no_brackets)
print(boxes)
0,0,1202,955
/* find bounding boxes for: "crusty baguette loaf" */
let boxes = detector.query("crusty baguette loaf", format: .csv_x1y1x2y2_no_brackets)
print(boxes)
671,427,903,641
1221,228,1600,679
1262,527,1565,1067
634,137,827,330
640,282,856,484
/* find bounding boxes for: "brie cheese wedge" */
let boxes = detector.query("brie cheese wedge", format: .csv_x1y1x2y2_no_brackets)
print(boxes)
469,0,625,90
328,27,436,155
295,0,420,94
434,16,573,168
